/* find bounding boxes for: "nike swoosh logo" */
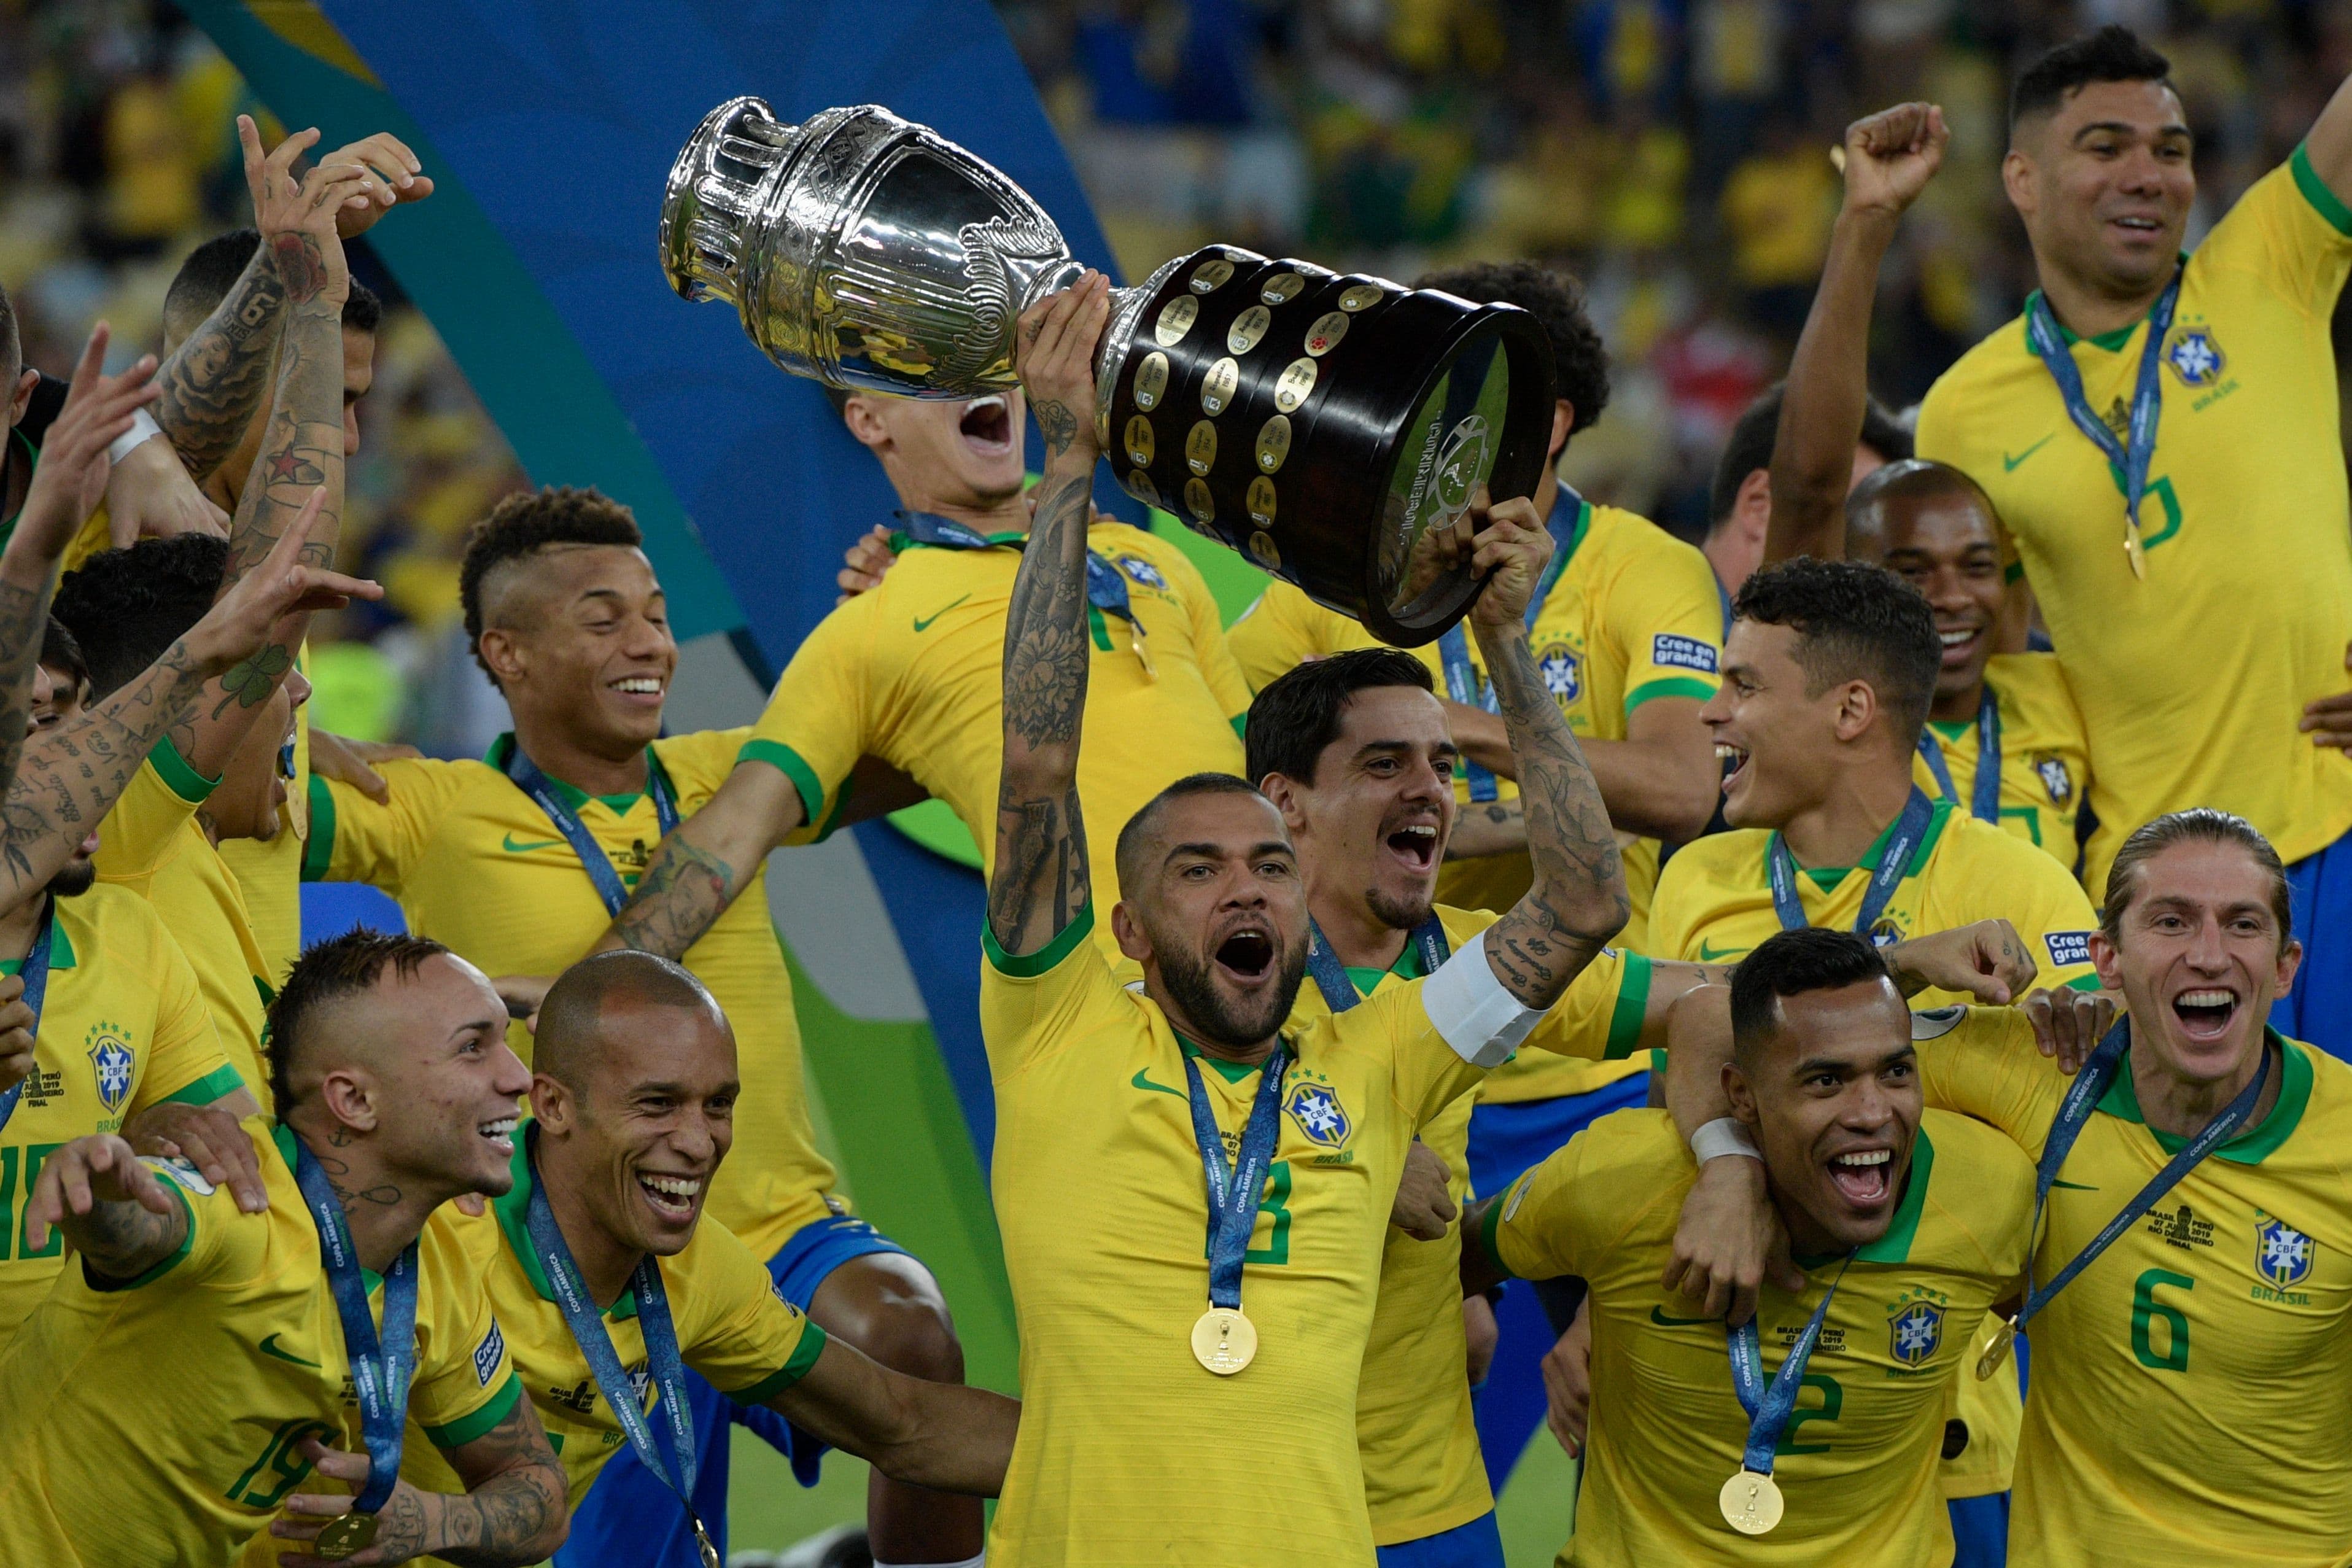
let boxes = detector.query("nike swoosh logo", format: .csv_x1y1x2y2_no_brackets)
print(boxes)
1131,1069,1186,1100
258,1333,320,1368
1696,940,1748,963
914,595,971,632
2050,1179,2100,1191
1650,1306,1720,1327
2003,434,2055,472
502,834,564,853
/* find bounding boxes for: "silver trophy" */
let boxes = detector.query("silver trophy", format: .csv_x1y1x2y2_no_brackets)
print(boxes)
661,98,1553,644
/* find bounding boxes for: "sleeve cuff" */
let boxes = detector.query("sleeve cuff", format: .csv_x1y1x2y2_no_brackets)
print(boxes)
726,1321,830,1405
2292,142,2352,236
88,1172,197,1292
158,1063,246,1107
1603,953,1653,1060
300,773,336,883
1422,934,1540,1068
2065,972,2106,992
150,736,220,804
983,903,1096,977
424,1370,523,1450
1624,677,1717,715
737,739,830,837
1478,1180,1521,1281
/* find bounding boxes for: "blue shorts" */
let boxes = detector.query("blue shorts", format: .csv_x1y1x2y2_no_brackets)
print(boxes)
2275,826,2352,1062
1947,1491,2009,1567
556,1214,910,1568
1375,1510,1504,1568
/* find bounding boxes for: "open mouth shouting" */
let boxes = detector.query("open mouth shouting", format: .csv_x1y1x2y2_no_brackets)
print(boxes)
960,394,1015,459
1213,922,1278,988
479,1115,518,1159
1825,1144,1895,1209
1384,818,1441,874
2170,985,2241,1044
1715,741,1752,796
635,1168,705,1225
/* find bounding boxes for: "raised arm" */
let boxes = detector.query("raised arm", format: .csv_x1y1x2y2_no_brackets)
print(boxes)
1763,103,1948,567
2300,68,2352,203
988,273,1112,957
767,1333,1017,1496
21,1134,189,1283
1470,497,1629,1008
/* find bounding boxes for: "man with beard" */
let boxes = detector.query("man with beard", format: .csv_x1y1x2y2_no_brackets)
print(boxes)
974,273,1626,1565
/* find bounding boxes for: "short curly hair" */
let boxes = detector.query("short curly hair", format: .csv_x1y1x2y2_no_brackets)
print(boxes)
1413,261,1610,453
1732,556,1941,745
459,486,645,684
52,534,231,700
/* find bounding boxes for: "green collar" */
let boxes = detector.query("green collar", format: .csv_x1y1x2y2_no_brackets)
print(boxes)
484,733,670,817
0,899,77,976
491,1122,640,1319
1344,934,1429,998
1791,1122,1935,1268
2094,1028,2309,1165
1176,1036,1287,1085
1527,494,1593,608
895,527,1026,551
271,1123,385,1292
1776,796,1955,893
1926,716,1973,744
2020,261,2187,354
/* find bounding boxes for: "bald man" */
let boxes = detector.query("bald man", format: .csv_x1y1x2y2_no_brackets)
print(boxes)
400,952,1015,1566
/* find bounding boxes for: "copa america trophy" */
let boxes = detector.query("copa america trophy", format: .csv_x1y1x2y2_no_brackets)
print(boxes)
660,99,1556,645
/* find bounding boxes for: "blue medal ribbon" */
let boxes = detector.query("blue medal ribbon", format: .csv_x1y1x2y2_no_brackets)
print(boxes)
1767,786,1936,942
1915,688,2002,826
0,899,57,1134
1303,914,1450,1015
290,1138,418,1521
1182,1042,1290,1311
896,508,1149,664
521,1134,716,1561
2008,1018,2272,1334
1437,487,1589,802
1726,1256,1853,1477
2025,274,2181,567
501,743,679,919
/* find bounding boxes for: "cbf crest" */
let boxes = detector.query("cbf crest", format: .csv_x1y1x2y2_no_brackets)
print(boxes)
1887,1288,1947,1366
2032,752,2074,806
1117,555,1168,592
1285,1079,1351,1148
87,1022,133,1115
1537,643,1582,704
2255,1213,2317,1289
2163,325,2225,387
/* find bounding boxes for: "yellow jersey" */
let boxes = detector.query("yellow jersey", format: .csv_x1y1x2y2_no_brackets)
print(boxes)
400,1128,823,1545
0,883,239,1341
1916,1006,2352,1567
1295,907,1650,1544
748,519,1250,964
92,739,276,1106
1917,148,2352,890
1488,1107,2033,1567
0,1120,521,1567
1912,653,2092,873
979,905,1498,1566
217,685,311,988
304,730,837,1260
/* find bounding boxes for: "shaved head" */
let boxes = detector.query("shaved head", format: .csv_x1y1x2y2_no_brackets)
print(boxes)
535,951,728,1095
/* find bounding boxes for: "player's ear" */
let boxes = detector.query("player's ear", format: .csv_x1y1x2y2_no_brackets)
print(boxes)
1722,1059,1761,1128
319,1068,379,1136
2087,928,2125,992
527,1074,567,1131
841,394,893,451
1258,772,1307,834
1548,398,1574,463
2001,146,2037,220
2273,937,2303,1001
1830,679,1877,743
7,369,35,428
1112,900,1151,964
476,626,526,688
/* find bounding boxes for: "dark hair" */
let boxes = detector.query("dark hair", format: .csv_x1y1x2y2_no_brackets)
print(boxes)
1844,458,2000,548
1730,926,1894,1060
2012,25,2173,132
52,534,231,699
1244,648,1435,787
38,615,87,695
1731,556,1942,744
1114,772,1271,892
2099,809,2293,955
267,927,452,1116
343,281,382,336
1413,261,1610,451
536,951,724,1091
1709,385,1914,529
163,227,382,340
459,486,645,683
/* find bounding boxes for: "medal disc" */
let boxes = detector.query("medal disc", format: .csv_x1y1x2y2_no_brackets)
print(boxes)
314,1512,379,1561
693,1521,723,1568
1975,1318,2018,1382
1718,1470,1783,1536
1191,1306,1257,1375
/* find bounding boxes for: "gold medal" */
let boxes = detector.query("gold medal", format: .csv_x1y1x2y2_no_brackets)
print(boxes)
1273,357,1318,413
1191,1306,1257,1373
1124,414,1155,469
1184,477,1216,525
1260,271,1306,306
1303,311,1349,356
1200,357,1241,416
1227,306,1272,355
1185,420,1218,476
1717,1469,1783,1536
314,1512,379,1561
1189,257,1235,294
1133,351,1170,411
1975,1316,2019,1381
1154,295,1199,347
693,1520,722,1568
2124,518,2148,579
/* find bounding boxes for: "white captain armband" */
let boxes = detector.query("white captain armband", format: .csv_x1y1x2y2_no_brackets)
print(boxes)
107,408,163,465
1421,934,1544,1068
1690,1117,1761,1165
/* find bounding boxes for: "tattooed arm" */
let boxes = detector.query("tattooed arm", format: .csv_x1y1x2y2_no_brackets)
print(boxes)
988,274,1111,957
152,243,285,480
21,1135,189,1283
597,761,804,960
1469,495,1629,1009
273,1394,569,1567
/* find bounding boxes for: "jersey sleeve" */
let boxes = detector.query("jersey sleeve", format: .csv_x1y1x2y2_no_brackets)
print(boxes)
1990,838,2104,991
1224,581,1372,691
126,928,241,1114
1645,844,1706,963
737,596,879,833
301,757,470,891
409,1216,524,1451
653,727,756,802
1608,538,1726,717
1161,543,1253,729
676,1221,827,1404
1910,1006,2066,1158
91,1152,254,1293
2198,149,2352,316
1486,1110,1682,1281
978,905,1138,1079
91,744,212,887
1520,947,1653,1063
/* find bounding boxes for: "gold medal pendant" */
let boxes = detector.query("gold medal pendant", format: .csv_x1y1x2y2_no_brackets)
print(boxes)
313,1512,379,1561
1976,1316,2019,1382
694,1521,723,1568
1718,1469,1783,1536
2124,518,2147,579
1191,1306,1257,1375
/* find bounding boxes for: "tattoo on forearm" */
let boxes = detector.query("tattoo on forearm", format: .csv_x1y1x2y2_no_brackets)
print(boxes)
0,575,56,795
222,297,346,583
155,251,287,476
72,1193,183,1281
611,835,739,961
434,1403,567,1566
1033,398,1079,457
271,233,329,305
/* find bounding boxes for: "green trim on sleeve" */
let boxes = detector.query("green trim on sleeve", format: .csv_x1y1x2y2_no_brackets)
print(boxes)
982,902,1097,978
150,736,221,804
2064,973,2105,992
300,774,336,883
726,1321,831,1406
1623,677,1717,715
735,739,828,833
1602,953,1653,1060
424,1370,524,1450
1477,1184,1518,1281
90,1173,198,1291
159,1063,246,1107
2292,142,2352,236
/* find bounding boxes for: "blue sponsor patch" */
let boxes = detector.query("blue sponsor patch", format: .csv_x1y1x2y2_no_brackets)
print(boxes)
1651,634,1719,675
2044,930,2095,969
474,1320,506,1387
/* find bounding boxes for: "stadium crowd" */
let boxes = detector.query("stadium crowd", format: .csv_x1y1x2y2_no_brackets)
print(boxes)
0,11,2346,1568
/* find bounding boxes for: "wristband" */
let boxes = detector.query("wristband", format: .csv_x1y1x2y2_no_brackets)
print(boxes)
1690,1117,1761,1165
107,409,162,465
